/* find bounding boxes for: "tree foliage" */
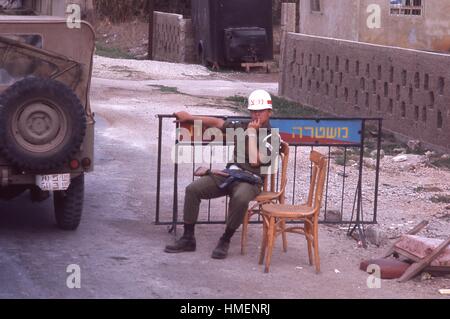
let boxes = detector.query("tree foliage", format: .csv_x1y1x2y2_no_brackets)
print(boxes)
94,0,285,24
94,0,191,22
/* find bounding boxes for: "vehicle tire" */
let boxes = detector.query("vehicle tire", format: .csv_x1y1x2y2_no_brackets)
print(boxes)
0,77,86,170
54,173,84,230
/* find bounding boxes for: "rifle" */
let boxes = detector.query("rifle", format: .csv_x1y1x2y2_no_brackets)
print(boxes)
194,166,262,189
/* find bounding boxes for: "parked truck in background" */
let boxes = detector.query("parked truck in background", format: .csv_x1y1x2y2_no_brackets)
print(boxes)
191,0,273,68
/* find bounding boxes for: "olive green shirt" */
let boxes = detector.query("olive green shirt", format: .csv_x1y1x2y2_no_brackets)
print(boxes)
222,119,279,177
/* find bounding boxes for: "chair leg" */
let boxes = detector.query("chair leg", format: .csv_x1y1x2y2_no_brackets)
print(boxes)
264,216,276,273
313,225,320,273
305,221,314,266
258,216,268,265
281,219,288,253
241,210,250,255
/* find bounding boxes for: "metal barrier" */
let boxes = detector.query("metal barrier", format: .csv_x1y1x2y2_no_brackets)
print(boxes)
155,115,382,246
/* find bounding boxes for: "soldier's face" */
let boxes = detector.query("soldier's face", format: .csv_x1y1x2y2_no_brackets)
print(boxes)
250,109,272,125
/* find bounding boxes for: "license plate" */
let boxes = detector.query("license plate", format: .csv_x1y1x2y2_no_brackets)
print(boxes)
36,174,71,191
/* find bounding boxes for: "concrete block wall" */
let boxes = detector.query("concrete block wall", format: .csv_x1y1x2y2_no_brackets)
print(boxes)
153,11,195,64
280,33,450,151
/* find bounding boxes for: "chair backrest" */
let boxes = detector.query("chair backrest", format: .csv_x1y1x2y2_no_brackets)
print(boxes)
263,141,290,203
306,150,328,215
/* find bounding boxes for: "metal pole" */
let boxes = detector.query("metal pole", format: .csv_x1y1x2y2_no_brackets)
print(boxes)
208,146,212,222
373,119,383,223
292,146,298,205
354,121,367,247
324,147,331,219
171,122,179,235
340,147,348,222
155,116,163,224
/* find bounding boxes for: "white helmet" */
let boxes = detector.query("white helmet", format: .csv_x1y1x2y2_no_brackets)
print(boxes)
248,89,273,111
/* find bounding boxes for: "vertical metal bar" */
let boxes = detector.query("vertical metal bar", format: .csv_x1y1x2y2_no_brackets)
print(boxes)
225,144,231,222
172,121,180,235
192,140,196,182
353,120,367,247
360,186,365,224
292,146,298,205
357,121,366,224
208,145,213,222
373,119,382,223
324,147,331,220
348,185,358,233
155,116,163,224
340,147,348,221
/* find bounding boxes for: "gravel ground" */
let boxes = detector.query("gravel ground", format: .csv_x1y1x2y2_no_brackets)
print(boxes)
1,55,448,299
92,56,450,298
93,56,212,81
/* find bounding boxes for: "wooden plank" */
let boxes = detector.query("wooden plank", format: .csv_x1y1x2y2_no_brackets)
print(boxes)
382,220,428,258
241,62,270,73
395,235,450,266
392,247,421,262
398,237,450,283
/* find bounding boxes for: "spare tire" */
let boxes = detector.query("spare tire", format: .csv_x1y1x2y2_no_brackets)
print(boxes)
0,77,86,170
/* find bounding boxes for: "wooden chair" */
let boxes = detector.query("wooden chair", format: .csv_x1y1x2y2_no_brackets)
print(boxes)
259,150,327,273
240,141,290,255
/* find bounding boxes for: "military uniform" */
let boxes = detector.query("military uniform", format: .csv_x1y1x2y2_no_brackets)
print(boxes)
183,118,279,230
165,89,277,258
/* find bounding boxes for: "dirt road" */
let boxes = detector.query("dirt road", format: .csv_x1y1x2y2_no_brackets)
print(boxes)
0,56,448,299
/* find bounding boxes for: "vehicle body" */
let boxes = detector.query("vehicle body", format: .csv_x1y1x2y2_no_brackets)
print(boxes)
191,0,273,67
0,15,95,230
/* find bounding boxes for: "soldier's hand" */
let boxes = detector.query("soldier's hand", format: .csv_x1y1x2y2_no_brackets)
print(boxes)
248,118,261,130
174,111,193,123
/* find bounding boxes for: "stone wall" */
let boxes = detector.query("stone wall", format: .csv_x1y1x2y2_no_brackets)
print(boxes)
280,33,450,151
153,11,195,64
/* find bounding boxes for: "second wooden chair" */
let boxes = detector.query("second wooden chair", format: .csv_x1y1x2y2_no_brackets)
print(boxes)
240,141,290,255
258,150,328,273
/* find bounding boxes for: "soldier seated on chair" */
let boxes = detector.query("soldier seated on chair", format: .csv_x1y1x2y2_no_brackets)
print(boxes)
164,89,280,259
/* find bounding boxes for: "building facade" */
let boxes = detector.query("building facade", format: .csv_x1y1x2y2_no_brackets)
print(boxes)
299,0,450,53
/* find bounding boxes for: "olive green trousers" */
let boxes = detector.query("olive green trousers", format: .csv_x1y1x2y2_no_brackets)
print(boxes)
183,175,260,230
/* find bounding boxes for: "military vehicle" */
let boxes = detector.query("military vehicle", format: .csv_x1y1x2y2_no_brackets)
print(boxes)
0,15,95,230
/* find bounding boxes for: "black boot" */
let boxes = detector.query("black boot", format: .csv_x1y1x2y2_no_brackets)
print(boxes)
164,223,196,253
211,238,230,259
164,236,196,253
211,227,235,259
